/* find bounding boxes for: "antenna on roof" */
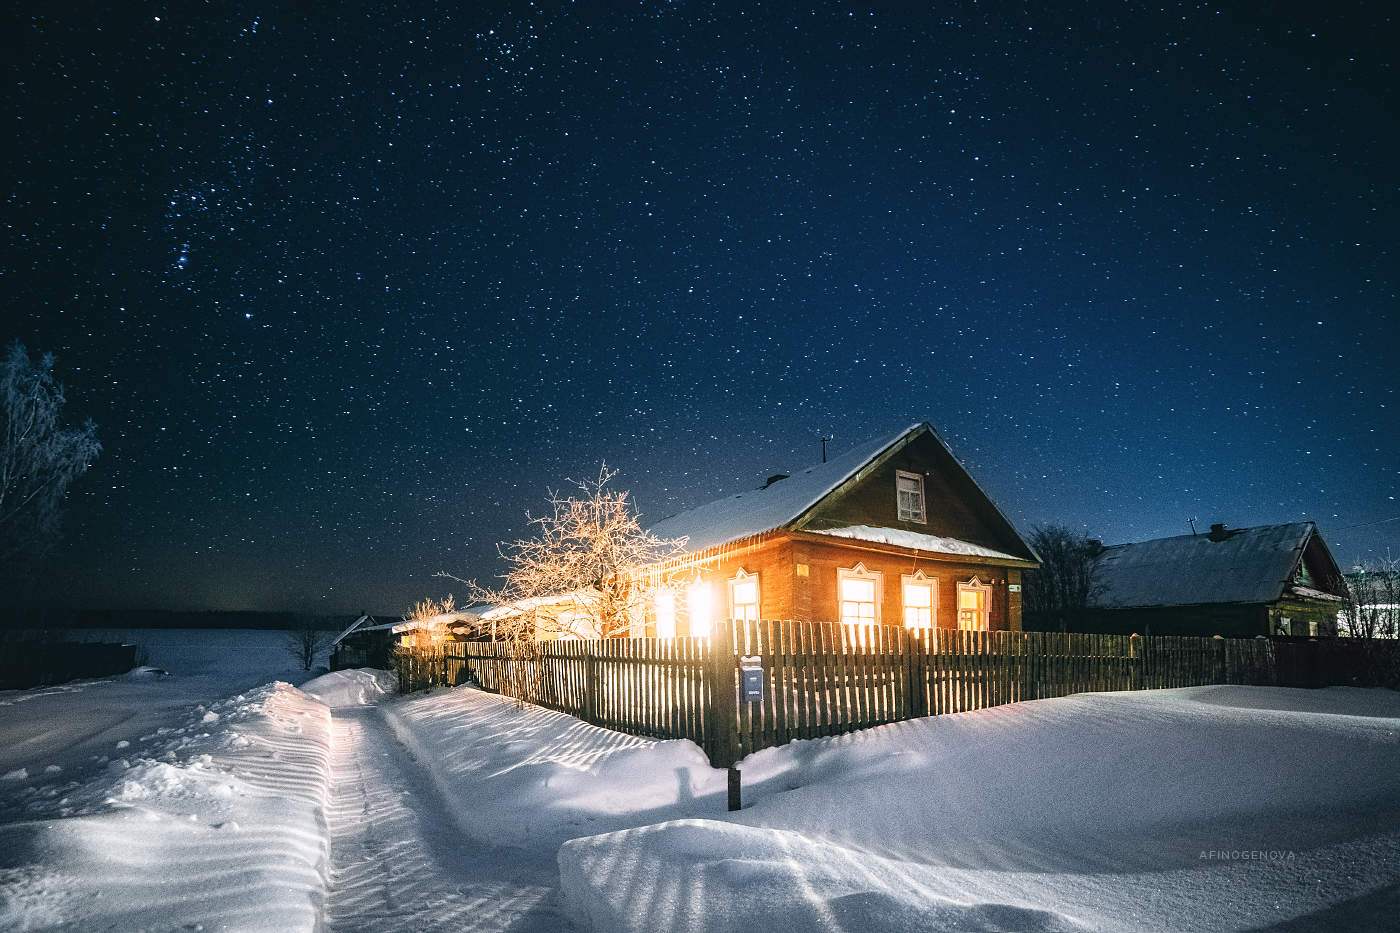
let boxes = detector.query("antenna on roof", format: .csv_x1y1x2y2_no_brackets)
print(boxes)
820,435,833,463
1187,517,1199,536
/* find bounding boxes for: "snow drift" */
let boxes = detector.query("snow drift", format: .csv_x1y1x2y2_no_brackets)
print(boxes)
557,686,1400,932
0,681,333,932
301,667,394,708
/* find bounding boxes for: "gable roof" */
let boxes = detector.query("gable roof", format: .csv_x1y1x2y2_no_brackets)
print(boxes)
647,422,1036,562
1089,522,1343,609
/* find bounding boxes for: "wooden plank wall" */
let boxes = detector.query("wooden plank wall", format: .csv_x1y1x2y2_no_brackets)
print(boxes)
397,627,1398,768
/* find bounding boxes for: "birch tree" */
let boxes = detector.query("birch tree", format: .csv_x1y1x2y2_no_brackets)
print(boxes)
0,343,100,562
440,465,686,702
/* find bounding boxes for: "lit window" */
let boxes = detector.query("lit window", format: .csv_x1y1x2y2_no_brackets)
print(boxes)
729,570,759,622
655,588,677,639
687,580,712,637
839,563,882,627
896,470,926,523
957,577,990,630
902,571,936,629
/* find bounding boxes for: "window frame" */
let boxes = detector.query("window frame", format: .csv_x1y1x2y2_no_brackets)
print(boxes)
728,569,760,623
895,469,927,524
956,576,991,630
902,570,937,630
838,562,883,627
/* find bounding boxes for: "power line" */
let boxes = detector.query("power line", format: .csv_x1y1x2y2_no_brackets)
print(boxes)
1332,515,1400,529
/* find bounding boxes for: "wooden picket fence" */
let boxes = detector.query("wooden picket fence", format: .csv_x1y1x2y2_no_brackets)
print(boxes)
395,621,1400,768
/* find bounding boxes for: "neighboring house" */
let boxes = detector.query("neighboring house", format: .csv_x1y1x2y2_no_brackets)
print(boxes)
633,422,1040,636
329,613,398,669
1081,522,1347,637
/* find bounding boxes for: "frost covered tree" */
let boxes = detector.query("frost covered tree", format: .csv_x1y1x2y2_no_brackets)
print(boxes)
1338,556,1399,639
1023,524,1102,632
0,342,100,563
440,465,686,702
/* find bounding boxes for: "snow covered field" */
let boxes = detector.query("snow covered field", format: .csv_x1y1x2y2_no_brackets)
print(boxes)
2,630,1398,932
0,629,334,930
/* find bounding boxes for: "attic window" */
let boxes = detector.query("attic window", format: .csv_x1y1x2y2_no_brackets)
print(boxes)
896,470,926,524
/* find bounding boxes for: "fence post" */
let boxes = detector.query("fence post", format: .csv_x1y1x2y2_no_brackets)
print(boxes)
1129,634,1141,691
706,617,739,770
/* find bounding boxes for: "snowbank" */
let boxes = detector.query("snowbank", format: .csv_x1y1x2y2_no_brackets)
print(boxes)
301,668,394,708
557,686,1400,932
0,682,333,932
385,686,730,849
0,628,327,817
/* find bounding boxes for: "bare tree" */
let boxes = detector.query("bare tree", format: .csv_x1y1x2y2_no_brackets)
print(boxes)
398,594,457,647
286,615,332,671
439,465,686,703
1,343,100,563
1338,556,1399,639
1023,524,1103,632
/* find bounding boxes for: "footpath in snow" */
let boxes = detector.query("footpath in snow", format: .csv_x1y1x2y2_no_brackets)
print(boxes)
317,673,566,932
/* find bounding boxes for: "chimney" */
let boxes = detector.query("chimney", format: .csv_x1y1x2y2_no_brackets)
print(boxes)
1086,539,1104,556
1208,523,1231,542
762,473,789,489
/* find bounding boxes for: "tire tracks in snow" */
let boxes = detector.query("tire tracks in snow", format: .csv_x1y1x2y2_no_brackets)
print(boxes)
325,705,572,932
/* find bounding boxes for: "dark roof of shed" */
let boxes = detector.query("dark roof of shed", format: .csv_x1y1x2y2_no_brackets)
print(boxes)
1090,522,1330,609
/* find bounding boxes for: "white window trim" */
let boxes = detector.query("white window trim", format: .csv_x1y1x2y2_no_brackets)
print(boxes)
896,469,927,524
956,575,991,631
838,562,883,627
902,570,937,629
728,569,760,623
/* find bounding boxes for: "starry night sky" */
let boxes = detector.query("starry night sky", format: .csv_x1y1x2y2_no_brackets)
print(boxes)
5,1,1397,614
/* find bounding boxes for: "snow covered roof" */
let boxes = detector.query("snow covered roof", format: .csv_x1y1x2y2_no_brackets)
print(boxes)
807,525,1027,561
330,613,373,647
1090,522,1333,609
391,610,481,634
647,425,925,554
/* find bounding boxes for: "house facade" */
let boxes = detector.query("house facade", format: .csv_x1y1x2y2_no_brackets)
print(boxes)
633,423,1039,637
1079,522,1348,637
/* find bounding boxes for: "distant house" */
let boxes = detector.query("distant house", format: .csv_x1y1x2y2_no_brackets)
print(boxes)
632,422,1040,635
1080,522,1347,637
330,613,398,669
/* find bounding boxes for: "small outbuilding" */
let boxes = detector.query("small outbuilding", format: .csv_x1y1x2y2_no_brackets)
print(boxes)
1080,522,1347,637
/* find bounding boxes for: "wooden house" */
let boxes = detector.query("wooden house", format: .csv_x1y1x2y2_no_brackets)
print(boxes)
633,423,1040,636
1079,522,1347,637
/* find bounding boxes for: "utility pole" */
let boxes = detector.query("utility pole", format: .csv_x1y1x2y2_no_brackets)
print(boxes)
1187,517,1198,536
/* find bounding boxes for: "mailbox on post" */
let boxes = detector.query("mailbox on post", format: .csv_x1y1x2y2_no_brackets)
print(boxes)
740,655,764,702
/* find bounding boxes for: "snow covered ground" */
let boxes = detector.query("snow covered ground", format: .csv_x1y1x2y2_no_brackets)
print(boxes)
0,628,323,822
560,686,1400,932
384,683,1400,933
2,632,1397,932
